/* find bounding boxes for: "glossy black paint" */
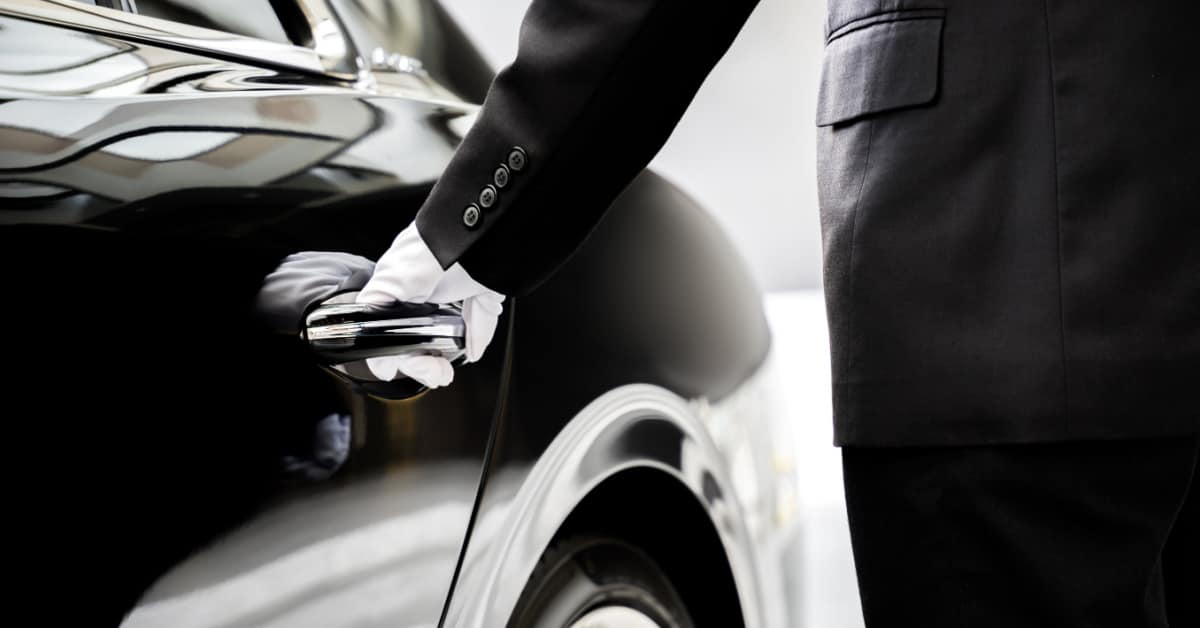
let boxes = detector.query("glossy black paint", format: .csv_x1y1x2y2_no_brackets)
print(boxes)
0,2,772,625
503,171,771,459
1,8,498,625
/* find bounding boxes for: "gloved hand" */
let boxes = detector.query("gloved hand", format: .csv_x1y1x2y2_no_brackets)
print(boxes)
255,251,376,333
357,223,505,388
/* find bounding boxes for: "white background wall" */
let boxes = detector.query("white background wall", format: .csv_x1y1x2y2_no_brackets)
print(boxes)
439,0,828,292
436,3,866,627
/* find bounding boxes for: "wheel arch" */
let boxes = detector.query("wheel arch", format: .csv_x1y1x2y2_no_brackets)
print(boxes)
550,465,745,627
442,384,765,628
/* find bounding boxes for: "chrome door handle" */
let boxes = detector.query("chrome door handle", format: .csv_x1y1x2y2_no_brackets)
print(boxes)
303,292,465,378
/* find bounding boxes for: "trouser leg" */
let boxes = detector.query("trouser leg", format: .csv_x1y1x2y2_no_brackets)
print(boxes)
842,436,1200,628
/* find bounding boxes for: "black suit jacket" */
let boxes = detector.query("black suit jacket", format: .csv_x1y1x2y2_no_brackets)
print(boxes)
413,0,1200,446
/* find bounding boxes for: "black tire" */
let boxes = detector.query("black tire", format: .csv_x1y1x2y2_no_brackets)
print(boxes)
507,536,697,628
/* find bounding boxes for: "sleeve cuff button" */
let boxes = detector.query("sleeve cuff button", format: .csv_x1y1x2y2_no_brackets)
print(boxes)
507,147,528,172
463,204,481,229
493,165,511,188
479,185,498,209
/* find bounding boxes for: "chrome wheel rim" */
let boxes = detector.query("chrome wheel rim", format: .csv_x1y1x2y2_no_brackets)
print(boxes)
568,606,662,628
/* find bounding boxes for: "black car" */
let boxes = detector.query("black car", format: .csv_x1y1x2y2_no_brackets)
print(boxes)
0,1,799,626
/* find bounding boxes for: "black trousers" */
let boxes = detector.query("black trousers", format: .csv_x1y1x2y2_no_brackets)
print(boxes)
843,436,1199,628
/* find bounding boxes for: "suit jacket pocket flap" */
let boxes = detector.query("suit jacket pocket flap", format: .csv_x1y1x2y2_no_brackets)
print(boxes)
816,14,944,127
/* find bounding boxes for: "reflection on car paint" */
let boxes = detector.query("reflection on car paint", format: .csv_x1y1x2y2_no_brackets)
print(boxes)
0,2,798,626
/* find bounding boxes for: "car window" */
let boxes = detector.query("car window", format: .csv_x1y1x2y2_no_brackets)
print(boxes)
329,0,425,58
330,0,494,102
133,0,292,46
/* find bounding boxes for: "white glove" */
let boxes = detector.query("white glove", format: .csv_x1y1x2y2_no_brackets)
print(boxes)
357,223,505,388
255,251,376,332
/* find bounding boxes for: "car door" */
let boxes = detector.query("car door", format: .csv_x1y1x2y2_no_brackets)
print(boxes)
0,1,503,625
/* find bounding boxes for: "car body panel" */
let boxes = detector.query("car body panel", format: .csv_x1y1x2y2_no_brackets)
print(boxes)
442,171,795,627
1,6,496,626
442,375,793,628
0,1,798,626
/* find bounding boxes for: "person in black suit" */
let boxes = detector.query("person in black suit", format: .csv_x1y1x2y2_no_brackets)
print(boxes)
358,1,1199,625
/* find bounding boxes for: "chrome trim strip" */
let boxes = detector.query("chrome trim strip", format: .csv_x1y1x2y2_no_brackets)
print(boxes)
0,0,328,76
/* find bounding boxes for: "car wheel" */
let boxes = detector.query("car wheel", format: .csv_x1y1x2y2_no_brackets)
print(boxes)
507,536,696,628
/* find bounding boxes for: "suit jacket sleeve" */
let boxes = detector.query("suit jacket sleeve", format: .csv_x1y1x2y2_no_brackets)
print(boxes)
413,0,761,296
